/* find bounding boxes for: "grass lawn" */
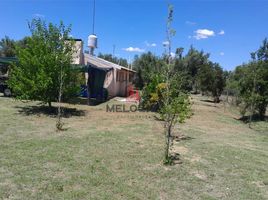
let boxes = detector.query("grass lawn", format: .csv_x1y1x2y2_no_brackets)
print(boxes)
0,94,267,199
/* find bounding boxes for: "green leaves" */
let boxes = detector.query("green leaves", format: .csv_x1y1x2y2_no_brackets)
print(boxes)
229,38,268,120
8,19,79,106
0,36,17,57
133,52,165,89
160,94,191,124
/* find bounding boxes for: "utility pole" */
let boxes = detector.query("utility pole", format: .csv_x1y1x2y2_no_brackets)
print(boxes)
92,0,96,34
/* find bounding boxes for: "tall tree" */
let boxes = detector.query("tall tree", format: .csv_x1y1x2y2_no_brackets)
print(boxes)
8,19,79,108
231,39,268,121
237,61,268,120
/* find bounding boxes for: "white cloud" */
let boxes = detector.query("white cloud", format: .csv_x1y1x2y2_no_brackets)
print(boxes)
32,13,45,18
218,30,225,35
162,41,169,46
170,52,176,58
220,52,224,56
193,29,215,40
145,41,157,47
122,47,145,53
185,21,196,26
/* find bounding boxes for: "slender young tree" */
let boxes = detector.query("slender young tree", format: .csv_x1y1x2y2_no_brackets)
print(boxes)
56,61,64,131
161,4,191,164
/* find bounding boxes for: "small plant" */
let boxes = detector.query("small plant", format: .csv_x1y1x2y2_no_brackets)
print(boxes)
56,120,64,131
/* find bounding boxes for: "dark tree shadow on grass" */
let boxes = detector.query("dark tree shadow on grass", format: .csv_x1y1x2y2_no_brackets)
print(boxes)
173,134,194,142
200,99,222,104
15,105,86,118
67,97,106,106
236,114,268,123
199,99,221,108
200,99,216,103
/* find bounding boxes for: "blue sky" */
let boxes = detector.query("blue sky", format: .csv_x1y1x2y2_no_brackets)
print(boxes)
0,0,267,70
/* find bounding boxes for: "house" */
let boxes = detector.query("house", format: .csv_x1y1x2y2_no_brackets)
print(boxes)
72,40,136,100
84,54,135,100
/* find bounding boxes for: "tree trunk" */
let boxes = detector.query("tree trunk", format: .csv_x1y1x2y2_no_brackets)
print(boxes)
258,103,266,120
47,101,53,113
214,96,220,103
165,125,172,162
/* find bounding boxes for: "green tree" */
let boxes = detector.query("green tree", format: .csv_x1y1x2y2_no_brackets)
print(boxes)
231,38,268,121
256,38,268,61
184,46,210,92
210,63,226,103
132,52,165,89
0,36,30,57
173,48,192,91
197,62,213,95
226,66,245,105
8,19,78,108
237,60,268,120
197,62,225,102
0,36,16,57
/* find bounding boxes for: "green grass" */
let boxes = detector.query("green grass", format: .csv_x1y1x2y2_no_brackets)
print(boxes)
0,94,267,199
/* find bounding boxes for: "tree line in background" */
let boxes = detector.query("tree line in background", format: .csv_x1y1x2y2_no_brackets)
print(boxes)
133,46,226,108
132,38,267,121
0,36,28,57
